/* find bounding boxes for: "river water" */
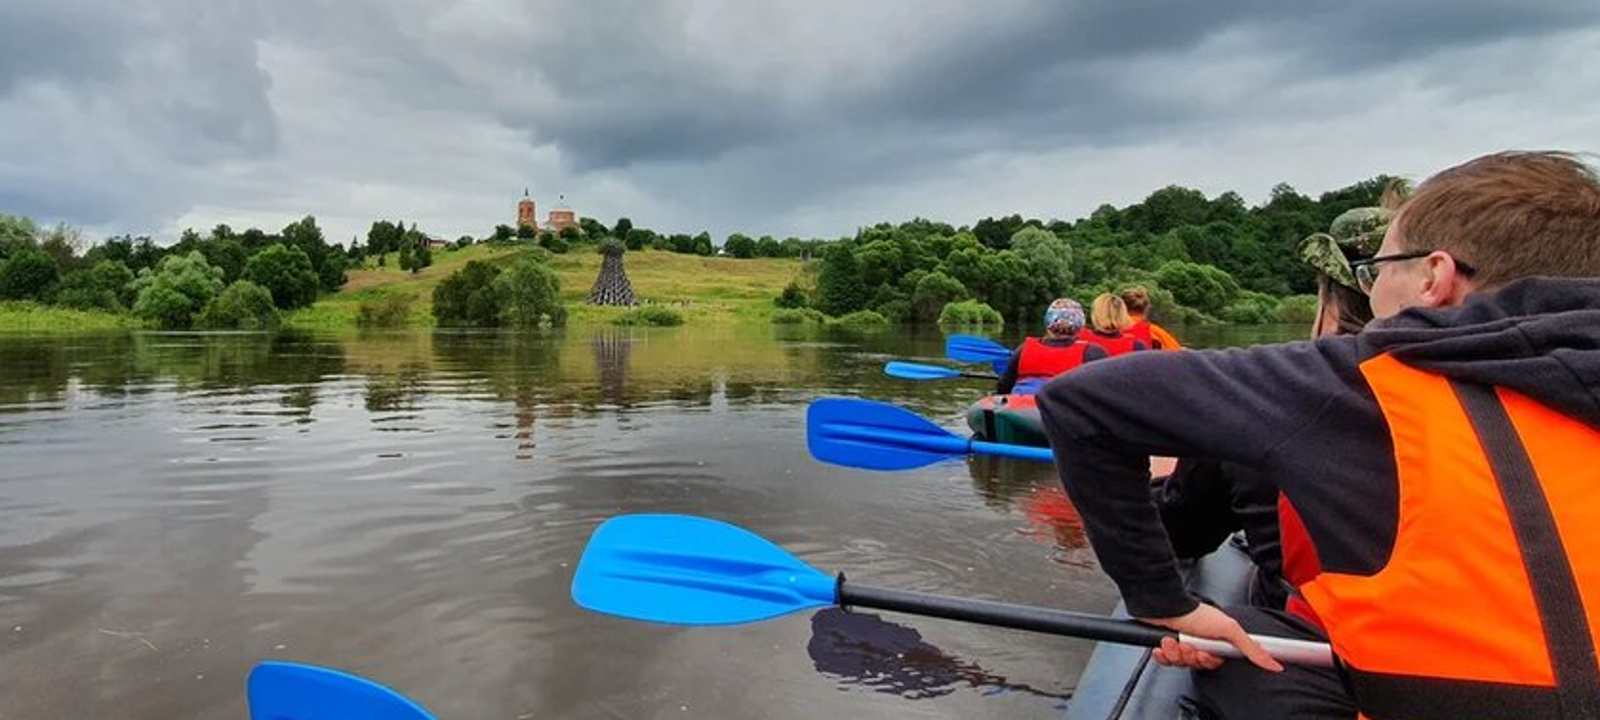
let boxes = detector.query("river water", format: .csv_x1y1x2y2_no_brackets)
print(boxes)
0,323,1301,719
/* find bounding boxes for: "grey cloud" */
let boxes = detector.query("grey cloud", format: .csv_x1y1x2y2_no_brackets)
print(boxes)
2,1,1598,241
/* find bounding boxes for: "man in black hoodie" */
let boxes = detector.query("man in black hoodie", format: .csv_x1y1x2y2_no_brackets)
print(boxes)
1038,151,1600,720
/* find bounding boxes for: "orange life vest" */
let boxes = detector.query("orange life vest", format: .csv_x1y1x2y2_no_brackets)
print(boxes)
1016,337,1089,380
1301,354,1600,720
1127,316,1183,351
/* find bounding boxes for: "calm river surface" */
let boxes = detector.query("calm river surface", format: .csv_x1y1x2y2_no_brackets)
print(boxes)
0,323,1300,719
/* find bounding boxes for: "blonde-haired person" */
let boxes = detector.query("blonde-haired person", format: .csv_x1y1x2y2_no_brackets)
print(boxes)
1082,293,1149,357
1119,286,1183,350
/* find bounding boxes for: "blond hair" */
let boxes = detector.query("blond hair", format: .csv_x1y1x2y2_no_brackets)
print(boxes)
1091,293,1132,333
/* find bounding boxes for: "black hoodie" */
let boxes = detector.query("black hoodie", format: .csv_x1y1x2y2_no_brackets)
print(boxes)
1036,278,1600,618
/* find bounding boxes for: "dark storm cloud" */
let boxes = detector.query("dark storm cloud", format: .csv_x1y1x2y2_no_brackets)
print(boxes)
1,0,1597,240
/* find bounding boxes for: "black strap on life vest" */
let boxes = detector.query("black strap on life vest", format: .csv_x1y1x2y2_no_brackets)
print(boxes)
1347,382,1600,720
1453,381,1600,719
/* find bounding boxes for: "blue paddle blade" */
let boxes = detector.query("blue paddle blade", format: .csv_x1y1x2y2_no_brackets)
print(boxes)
945,334,1011,364
883,361,962,381
247,662,439,720
807,397,971,471
572,514,839,626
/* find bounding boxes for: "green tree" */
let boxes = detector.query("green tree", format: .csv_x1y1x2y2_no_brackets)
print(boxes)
0,213,38,261
972,214,1028,250
243,244,319,309
37,224,84,271
814,243,867,316
201,238,248,283
613,217,634,237
493,224,517,242
756,235,782,257
723,233,756,258
911,271,968,323
692,232,714,256
516,223,537,240
197,280,280,330
432,260,503,327
579,217,608,237
493,258,566,327
54,260,135,311
540,233,570,254
775,282,808,309
413,244,432,274
130,251,225,329
398,240,415,272
1010,226,1073,311
0,249,60,301
1155,260,1241,316
624,228,654,251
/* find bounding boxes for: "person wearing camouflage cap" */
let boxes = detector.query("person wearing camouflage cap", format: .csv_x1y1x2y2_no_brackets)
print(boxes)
995,297,1110,395
1298,202,1399,337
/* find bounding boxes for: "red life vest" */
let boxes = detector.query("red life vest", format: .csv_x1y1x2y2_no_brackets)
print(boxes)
1277,495,1324,629
1125,319,1153,344
1016,337,1089,380
1082,330,1139,357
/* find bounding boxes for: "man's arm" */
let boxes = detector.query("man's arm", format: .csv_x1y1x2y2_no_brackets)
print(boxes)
1036,340,1356,617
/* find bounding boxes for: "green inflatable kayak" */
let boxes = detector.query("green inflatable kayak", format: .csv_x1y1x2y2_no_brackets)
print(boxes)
965,393,1048,447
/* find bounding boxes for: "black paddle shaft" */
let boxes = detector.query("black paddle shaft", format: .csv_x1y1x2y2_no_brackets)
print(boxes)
839,581,1168,648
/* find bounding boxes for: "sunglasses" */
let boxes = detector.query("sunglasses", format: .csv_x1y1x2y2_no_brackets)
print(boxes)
1349,251,1476,294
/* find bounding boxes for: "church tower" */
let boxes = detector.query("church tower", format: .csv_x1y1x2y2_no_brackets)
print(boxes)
517,189,537,230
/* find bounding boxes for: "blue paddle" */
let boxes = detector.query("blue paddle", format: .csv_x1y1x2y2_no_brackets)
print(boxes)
807,397,1052,470
247,661,439,720
945,334,1011,375
884,361,999,382
570,514,1334,667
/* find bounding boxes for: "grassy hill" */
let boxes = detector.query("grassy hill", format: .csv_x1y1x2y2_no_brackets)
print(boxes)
284,243,807,329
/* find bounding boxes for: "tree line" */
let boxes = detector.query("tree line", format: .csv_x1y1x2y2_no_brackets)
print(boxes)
787,176,1397,326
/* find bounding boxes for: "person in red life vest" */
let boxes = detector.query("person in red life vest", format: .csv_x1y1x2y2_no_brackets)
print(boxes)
1119,285,1184,350
1038,151,1600,720
1152,199,1400,659
996,298,1109,395
1083,293,1149,356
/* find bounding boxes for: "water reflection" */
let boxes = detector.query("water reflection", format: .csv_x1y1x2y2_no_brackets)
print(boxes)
0,323,1301,720
808,608,1070,702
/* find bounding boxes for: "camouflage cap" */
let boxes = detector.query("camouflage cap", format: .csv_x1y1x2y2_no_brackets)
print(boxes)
1298,206,1393,289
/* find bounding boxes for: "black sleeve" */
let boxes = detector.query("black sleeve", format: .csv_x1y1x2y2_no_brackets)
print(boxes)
1035,341,1361,618
1131,340,1149,351
996,347,1023,394
1082,345,1110,364
1154,459,1241,559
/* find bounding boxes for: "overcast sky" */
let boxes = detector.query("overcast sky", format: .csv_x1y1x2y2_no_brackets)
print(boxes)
2,1,1597,245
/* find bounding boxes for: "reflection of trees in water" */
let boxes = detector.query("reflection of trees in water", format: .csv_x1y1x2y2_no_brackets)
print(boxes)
808,607,1069,701
432,330,566,460
589,330,632,406
362,366,428,414
0,333,346,416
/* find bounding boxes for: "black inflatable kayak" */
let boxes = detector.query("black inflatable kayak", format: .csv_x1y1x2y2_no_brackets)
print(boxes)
965,393,1048,447
1063,537,1254,720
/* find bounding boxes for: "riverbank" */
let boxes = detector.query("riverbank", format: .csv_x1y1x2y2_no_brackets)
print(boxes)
283,244,806,330
0,301,148,332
